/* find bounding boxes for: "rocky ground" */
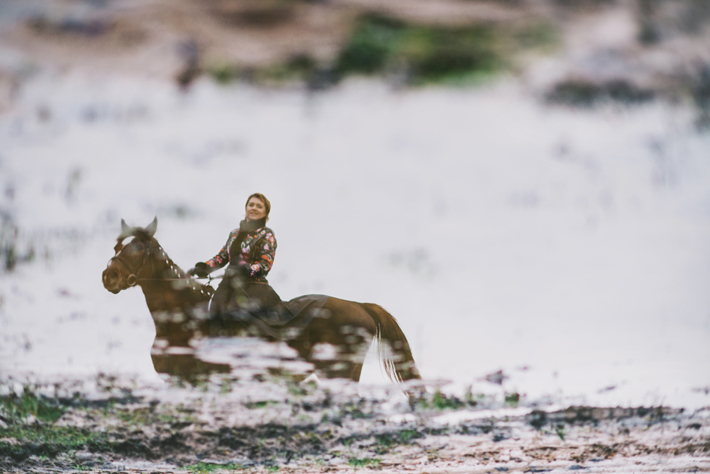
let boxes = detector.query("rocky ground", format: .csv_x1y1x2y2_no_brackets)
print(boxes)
1,377,709,473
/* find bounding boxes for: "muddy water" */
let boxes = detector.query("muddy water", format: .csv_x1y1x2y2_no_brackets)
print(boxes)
0,73,709,474
2,74,709,407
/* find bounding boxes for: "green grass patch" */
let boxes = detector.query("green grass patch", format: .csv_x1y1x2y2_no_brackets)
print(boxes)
287,380,316,397
340,404,370,419
397,429,419,442
114,406,151,425
0,387,67,425
375,428,422,448
0,425,110,461
335,13,558,86
205,13,558,87
555,424,566,441
99,402,195,428
245,400,281,409
415,390,467,411
256,54,318,84
504,392,520,408
348,456,381,468
184,462,244,473
208,63,241,85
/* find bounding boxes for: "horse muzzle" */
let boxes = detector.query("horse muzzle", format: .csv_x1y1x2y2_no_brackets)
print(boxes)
102,267,123,294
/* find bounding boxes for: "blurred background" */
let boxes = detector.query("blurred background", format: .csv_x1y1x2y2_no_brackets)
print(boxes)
0,0,709,408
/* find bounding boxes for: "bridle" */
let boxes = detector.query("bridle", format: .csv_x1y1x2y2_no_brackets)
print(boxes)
107,235,220,289
108,238,152,288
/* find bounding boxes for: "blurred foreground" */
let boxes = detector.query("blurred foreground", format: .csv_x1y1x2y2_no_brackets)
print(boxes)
1,375,709,473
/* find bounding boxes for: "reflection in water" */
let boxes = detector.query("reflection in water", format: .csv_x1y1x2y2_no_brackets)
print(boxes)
2,73,708,411
101,218,421,387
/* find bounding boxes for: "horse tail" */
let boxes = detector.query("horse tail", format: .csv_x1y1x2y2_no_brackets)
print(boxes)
360,303,421,383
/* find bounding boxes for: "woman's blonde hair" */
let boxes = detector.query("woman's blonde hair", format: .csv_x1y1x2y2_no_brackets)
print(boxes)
245,193,271,221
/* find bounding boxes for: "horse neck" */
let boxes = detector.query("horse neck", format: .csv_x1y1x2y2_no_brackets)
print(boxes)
138,239,212,314
151,240,187,280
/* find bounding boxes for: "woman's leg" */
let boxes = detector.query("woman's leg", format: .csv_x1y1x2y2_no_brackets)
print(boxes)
209,278,234,317
243,283,291,325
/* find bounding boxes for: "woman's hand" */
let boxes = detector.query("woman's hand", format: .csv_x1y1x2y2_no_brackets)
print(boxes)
187,262,210,278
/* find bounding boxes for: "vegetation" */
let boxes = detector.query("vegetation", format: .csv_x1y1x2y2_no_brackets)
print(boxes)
0,387,66,425
376,429,421,445
545,79,655,107
258,55,319,84
184,462,244,473
206,13,558,88
336,14,502,85
3,381,686,472
556,424,566,441
414,389,473,411
208,63,241,85
348,456,382,468
505,392,520,408
336,13,556,86
245,400,281,409
0,425,110,461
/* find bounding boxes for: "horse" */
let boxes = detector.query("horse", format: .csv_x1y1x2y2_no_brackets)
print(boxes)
101,218,421,386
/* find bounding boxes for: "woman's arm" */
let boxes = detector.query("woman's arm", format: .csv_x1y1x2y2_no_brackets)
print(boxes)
205,230,237,271
188,230,235,277
239,231,277,278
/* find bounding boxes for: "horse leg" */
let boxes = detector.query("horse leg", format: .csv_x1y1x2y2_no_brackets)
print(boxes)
287,332,368,381
288,297,376,381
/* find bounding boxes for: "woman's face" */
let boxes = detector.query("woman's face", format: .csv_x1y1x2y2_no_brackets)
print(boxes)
245,197,267,221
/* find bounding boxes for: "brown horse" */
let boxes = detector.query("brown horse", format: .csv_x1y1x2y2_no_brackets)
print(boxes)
102,218,421,386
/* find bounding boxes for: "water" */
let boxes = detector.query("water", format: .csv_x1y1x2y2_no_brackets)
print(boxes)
1,73,709,410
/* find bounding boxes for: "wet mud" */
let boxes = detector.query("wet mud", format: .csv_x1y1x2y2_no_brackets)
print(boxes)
1,378,708,473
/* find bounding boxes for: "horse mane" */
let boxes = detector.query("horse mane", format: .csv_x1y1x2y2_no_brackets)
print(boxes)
124,226,209,294
120,228,184,274
133,230,215,313
115,228,155,253
148,237,186,276
130,229,154,242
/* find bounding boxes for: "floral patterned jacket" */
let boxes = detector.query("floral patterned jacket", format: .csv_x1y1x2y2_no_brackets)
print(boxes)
204,227,277,282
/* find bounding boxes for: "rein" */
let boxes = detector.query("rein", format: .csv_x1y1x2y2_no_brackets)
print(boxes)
138,275,224,282
110,237,222,287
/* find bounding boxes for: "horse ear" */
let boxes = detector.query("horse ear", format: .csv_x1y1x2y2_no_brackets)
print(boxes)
145,217,158,238
119,219,132,240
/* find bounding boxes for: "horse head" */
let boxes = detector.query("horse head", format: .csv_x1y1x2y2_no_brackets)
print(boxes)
102,217,158,293
102,218,224,377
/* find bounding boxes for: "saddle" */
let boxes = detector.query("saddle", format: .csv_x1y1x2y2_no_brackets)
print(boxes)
210,294,330,340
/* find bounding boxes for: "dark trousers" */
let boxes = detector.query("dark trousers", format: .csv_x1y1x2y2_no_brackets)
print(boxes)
209,275,289,326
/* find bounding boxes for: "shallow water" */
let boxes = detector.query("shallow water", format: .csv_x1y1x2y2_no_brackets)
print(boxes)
0,73,709,410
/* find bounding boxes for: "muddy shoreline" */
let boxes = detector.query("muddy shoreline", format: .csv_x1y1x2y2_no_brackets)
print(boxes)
2,378,709,473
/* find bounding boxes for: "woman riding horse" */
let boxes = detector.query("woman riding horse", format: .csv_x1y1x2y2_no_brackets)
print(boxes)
187,193,289,326
103,215,421,383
